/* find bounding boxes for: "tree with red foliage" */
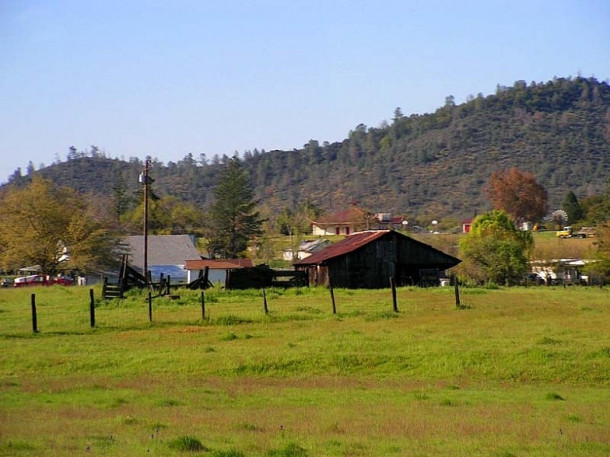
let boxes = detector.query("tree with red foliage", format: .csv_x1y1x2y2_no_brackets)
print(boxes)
486,168,548,224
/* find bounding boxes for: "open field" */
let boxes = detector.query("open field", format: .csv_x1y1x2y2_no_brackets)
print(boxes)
0,285,609,456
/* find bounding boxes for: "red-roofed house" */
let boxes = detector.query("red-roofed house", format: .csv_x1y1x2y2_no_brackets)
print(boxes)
311,206,406,235
311,206,372,236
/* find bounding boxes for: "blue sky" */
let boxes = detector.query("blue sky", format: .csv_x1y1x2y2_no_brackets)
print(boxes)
1,0,609,183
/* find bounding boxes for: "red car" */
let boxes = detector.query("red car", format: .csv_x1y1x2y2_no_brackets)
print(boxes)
13,274,73,287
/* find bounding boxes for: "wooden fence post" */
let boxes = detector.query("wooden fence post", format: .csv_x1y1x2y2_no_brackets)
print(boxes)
390,276,398,313
148,291,153,322
330,283,337,315
262,288,269,314
89,288,95,328
201,291,205,320
31,293,38,333
454,276,461,308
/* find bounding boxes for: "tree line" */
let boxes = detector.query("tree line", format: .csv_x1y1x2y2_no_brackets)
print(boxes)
1,157,609,286
0,158,264,276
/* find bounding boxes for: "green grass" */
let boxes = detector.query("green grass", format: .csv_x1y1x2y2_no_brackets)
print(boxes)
0,284,609,456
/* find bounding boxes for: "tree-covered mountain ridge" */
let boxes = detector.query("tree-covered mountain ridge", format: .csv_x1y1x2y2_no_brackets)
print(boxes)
8,76,610,222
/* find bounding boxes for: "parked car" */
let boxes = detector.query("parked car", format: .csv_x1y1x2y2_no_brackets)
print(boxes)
13,274,73,287
1,277,14,288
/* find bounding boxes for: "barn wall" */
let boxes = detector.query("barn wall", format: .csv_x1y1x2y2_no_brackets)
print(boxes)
297,231,460,288
327,236,397,288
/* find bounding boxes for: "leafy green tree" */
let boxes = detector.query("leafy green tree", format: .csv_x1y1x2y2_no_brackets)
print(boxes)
458,210,533,285
562,191,584,224
205,157,264,258
0,177,122,274
584,222,610,281
581,178,610,224
125,194,203,236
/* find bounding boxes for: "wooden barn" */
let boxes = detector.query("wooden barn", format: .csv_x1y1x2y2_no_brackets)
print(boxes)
294,230,461,288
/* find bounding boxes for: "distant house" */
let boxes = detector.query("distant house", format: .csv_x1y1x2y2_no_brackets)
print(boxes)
184,258,254,285
294,229,461,288
530,258,592,285
282,239,331,262
125,235,203,282
462,218,473,233
311,206,405,236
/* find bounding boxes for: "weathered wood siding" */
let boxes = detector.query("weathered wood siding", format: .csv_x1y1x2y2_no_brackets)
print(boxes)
297,231,460,288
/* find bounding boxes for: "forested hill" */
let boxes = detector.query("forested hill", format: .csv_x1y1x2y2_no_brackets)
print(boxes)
6,76,610,221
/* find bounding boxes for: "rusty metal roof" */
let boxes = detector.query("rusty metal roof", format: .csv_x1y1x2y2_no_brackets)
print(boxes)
294,230,390,265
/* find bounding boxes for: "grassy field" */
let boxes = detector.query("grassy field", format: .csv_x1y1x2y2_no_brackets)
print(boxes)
0,284,608,456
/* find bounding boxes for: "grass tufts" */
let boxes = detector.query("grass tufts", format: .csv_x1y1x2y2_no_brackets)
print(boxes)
239,422,259,431
364,311,399,321
220,331,239,341
167,435,207,452
3,441,36,451
546,392,565,401
537,336,562,345
588,346,610,359
267,442,308,457
213,315,253,326
567,414,583,422
120,415,140,425
212,450,246,457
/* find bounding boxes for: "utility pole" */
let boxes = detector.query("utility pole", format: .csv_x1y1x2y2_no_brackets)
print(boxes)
139,157,151,286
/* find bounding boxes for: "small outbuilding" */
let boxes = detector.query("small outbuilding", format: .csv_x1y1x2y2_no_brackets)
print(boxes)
184,258,254,286
294,230,461,288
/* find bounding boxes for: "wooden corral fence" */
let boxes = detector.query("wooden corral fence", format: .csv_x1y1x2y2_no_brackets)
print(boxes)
226,265,308,290
102,256,211,300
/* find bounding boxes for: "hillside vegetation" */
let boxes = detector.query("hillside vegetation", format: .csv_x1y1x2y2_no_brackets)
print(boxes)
5,76,610,221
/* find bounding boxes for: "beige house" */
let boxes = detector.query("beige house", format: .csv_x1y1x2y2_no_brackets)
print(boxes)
311,206,405,236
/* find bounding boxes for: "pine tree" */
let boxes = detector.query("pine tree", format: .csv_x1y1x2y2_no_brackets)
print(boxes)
562,191,584,224
206,157,264,258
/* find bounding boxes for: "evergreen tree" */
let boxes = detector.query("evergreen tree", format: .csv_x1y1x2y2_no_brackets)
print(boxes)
111,171,133,224
562,191,584,224
206,157,263,258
